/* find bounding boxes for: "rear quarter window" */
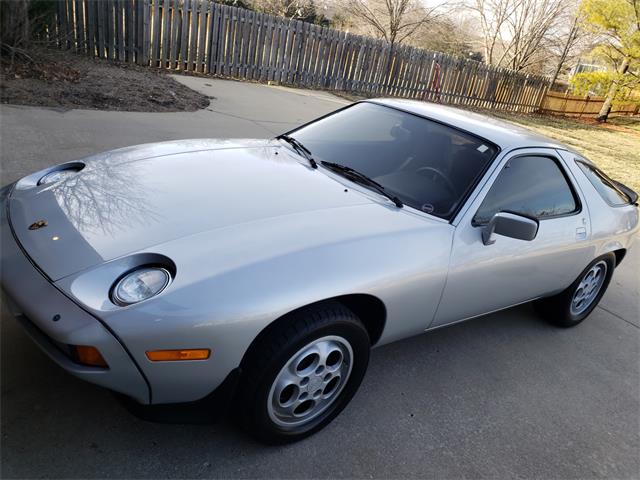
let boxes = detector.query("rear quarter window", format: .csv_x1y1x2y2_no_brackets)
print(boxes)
576,160,631,206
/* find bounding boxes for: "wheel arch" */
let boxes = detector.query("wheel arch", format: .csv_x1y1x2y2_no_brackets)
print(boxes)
597,240,627,267
612,248,626,266
239,294,386,370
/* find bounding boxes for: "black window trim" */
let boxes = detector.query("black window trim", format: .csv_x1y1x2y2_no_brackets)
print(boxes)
284,100,502,224
574,159,634,207
471,153,583,227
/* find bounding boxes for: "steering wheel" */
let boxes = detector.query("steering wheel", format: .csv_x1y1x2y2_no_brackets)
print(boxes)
415,166,457,197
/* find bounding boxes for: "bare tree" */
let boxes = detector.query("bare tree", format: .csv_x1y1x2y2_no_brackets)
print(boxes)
413,15,483,58
547,10,593,89
468,0,517,65
346,0,449,46
467,0,572,72
503,0,567,71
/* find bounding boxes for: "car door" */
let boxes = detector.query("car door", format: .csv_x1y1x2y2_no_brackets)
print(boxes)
431,148,593,327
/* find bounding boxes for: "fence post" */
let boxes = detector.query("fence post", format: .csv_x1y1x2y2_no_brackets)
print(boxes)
578,95,589,118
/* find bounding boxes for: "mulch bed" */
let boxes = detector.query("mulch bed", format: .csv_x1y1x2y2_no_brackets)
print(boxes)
1,48,210,112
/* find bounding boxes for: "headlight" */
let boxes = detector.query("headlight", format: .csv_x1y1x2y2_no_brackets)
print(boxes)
111,267,171,306
38,166,83,185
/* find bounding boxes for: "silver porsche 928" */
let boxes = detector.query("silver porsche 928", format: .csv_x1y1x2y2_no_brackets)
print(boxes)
1,99,638,443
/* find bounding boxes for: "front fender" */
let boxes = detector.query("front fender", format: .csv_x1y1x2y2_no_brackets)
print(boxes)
57,205,453,404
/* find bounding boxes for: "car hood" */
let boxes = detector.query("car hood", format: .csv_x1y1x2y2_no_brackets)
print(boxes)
8,139,373,280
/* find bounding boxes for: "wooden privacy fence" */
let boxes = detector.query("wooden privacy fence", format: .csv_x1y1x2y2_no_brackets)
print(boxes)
540,91,639,118
52,0,550,112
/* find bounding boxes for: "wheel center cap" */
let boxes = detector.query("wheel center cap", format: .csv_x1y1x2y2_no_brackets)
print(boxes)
308,376,322,392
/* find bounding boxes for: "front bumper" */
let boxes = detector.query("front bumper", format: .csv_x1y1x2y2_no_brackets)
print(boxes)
1,187,150,403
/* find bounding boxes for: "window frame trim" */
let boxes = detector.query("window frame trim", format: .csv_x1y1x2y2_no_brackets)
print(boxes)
470,153,583,227
574,159,632,207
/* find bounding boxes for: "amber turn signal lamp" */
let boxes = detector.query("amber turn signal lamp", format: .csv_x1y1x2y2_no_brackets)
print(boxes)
146,349,211,361
72,345,108,368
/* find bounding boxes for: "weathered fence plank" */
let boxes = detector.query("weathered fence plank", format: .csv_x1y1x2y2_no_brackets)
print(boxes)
86,0,95,56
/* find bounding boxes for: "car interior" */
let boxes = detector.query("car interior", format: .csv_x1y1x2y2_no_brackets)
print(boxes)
296,104,498,219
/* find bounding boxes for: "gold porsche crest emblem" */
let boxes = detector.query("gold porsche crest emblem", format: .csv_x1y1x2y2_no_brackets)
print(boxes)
28,220,48,230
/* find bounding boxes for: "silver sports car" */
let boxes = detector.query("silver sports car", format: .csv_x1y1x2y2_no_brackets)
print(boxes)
1,99,638,443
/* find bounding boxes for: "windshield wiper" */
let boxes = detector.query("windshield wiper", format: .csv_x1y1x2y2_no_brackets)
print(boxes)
276,134,317,169
321,161,403,208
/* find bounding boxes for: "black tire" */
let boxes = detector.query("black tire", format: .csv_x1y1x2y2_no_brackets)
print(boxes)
236,302,370,444
534,253,616,328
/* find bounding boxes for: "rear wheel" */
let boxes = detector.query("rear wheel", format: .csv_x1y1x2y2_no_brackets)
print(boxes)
534,253,615,327
236,302,370,444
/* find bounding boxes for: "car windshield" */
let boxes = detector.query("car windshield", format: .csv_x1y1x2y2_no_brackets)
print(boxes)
288,102,499,220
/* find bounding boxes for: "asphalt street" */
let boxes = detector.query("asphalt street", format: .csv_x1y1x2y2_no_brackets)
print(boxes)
1,77,638,479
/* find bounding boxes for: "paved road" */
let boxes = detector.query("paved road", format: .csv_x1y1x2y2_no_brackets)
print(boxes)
1,77,638,479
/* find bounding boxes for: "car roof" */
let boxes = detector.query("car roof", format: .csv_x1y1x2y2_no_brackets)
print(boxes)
367,98,570,152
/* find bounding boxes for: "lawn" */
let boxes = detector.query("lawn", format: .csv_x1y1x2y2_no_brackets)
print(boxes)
486,111,640,193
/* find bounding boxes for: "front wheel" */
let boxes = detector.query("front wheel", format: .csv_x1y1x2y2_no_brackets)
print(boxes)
534,253,615,327
236,302,370,444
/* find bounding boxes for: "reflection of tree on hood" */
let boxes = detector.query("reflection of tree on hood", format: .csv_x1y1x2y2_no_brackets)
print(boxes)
51,154,160,237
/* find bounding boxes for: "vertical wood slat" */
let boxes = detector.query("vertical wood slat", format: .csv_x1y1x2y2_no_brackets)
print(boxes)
58,0,68,49
161,0,170,67
220,4,230,76
66,0,74,49
96,0,105,58
278,18,289,84
267,15,278,82
142,0,151,65
240,4,249,76
230,7,240,77
151,0,160,65
103,0,110,58
74,0,85,52
180,0,189,69
252,12,264,80
86,0,95,56
196,0,207,72
247,10,258,79
135,0,143,64
207,0,215,72
169,0,180,69
218,4,228,75
261,14,273,81
107,0,115,59
188,0,199,71
125,0,135,62
116,0,125,60
101,0,108,58
206,1,218,74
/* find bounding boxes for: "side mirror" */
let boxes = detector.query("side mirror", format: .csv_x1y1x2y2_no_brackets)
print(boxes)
482,212,539,245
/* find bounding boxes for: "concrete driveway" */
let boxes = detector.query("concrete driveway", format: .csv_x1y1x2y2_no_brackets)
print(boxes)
1,77,638,479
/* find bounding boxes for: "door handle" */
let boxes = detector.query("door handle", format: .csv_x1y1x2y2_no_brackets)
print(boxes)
576,227,587,240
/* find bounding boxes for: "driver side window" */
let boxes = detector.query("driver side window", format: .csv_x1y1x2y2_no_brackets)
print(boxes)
473,155,579,225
